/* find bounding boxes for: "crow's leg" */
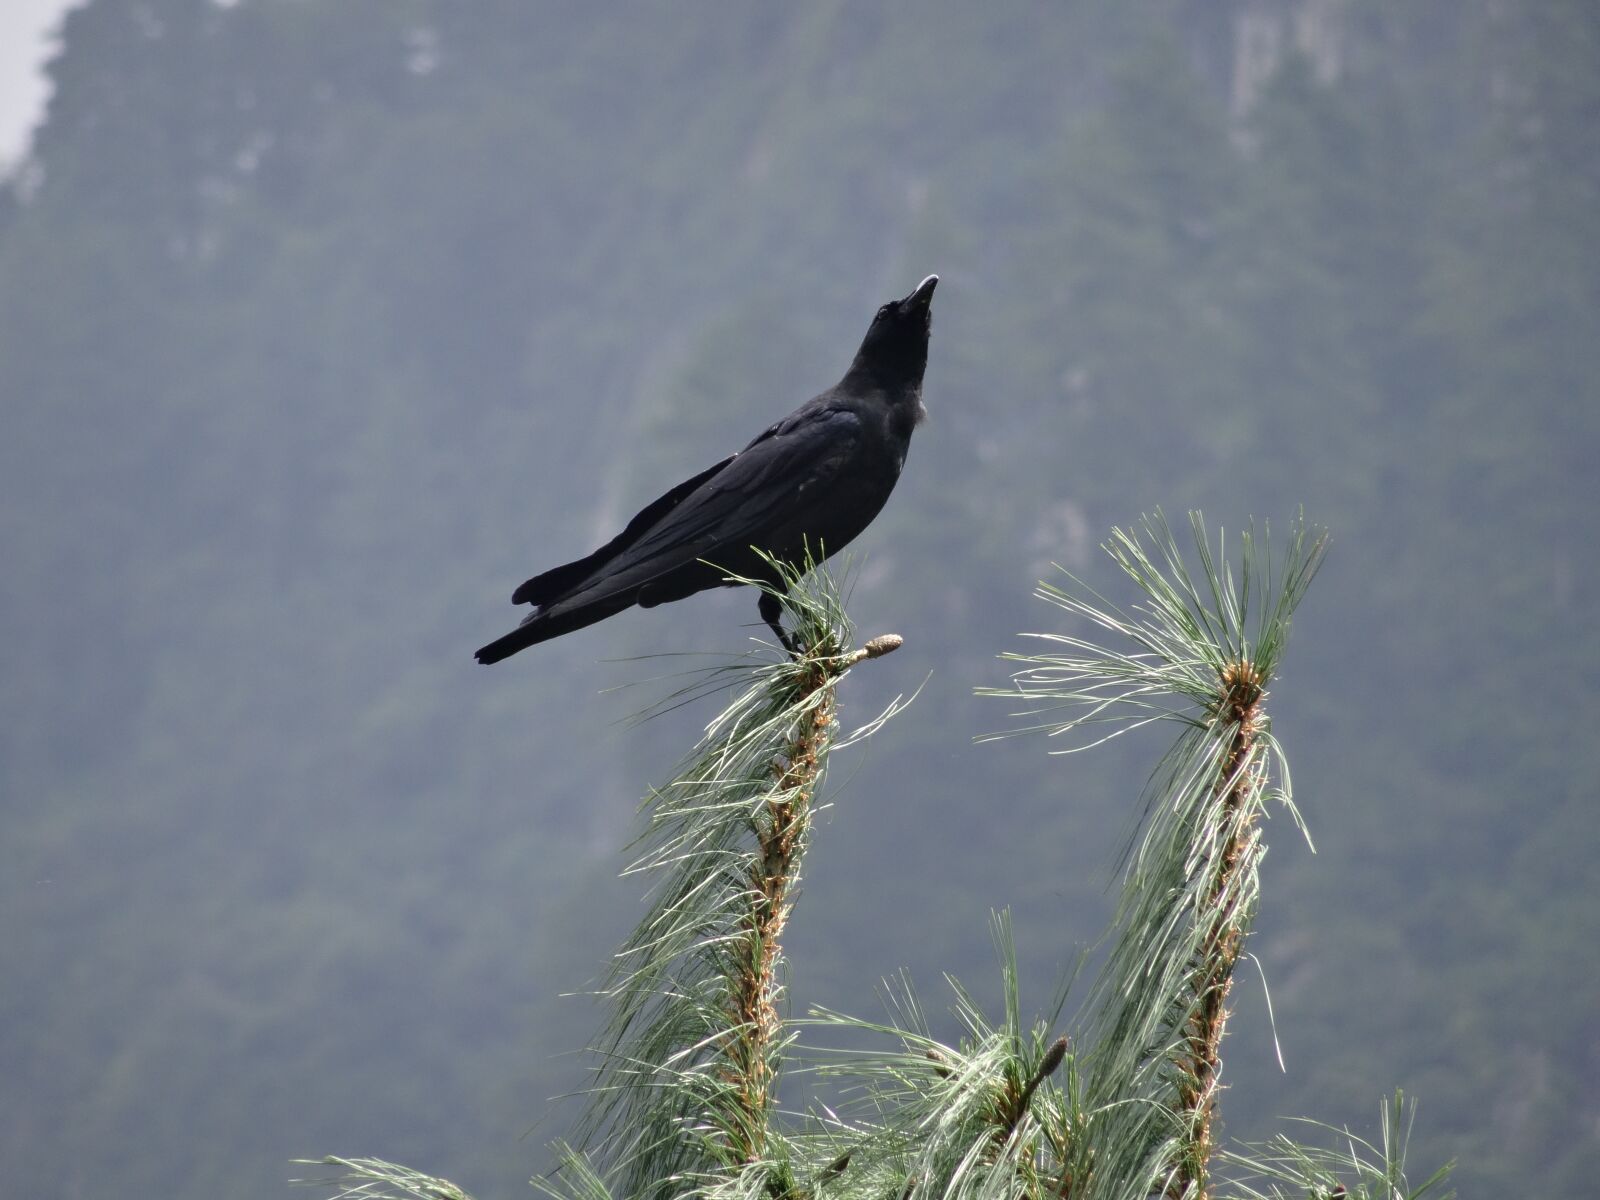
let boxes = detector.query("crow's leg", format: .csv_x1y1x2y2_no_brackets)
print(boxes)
758,591,798,654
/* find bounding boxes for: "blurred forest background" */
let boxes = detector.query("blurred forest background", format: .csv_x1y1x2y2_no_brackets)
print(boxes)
2,1,1596,1197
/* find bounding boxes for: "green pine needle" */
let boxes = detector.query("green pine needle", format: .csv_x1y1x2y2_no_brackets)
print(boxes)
1217,1092,1456,1200
290,1157,476,1200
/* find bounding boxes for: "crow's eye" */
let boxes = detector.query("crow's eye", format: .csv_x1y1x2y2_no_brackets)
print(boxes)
878,305,892,317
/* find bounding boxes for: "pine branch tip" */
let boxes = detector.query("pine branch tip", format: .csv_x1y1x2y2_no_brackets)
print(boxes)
820,1150,851,1180
1039,1035,1069,1080
849,633,903,663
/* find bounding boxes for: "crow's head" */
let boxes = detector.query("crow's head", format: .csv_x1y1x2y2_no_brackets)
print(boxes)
846,274,937,400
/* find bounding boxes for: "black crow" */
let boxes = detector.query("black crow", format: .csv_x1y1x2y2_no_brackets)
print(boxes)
475,274,937,664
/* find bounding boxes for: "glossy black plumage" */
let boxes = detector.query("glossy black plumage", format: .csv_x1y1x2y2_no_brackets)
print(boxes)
475,274,937,663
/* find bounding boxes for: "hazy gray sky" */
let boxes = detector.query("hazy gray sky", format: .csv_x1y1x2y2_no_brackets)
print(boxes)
0,0,73,167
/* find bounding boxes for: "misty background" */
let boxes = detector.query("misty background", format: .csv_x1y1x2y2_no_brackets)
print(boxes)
2,2,1596,1197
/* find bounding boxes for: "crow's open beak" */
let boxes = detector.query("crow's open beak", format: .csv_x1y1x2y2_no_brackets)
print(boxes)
907,274,939,309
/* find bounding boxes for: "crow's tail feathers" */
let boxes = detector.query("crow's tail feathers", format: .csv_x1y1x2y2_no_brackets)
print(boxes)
474,593,636,664
474,620,547,665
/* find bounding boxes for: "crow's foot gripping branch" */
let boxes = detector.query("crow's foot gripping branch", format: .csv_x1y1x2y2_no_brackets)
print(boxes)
756,590,905,666
758,591,798,654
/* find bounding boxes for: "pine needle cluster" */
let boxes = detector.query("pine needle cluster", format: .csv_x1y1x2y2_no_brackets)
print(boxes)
550,553,913,1200
799,912,1083,1200
983,511,1327,1199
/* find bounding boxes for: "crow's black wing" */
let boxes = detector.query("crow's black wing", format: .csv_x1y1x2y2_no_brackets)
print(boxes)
541,405,864,615
511,452,736,607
